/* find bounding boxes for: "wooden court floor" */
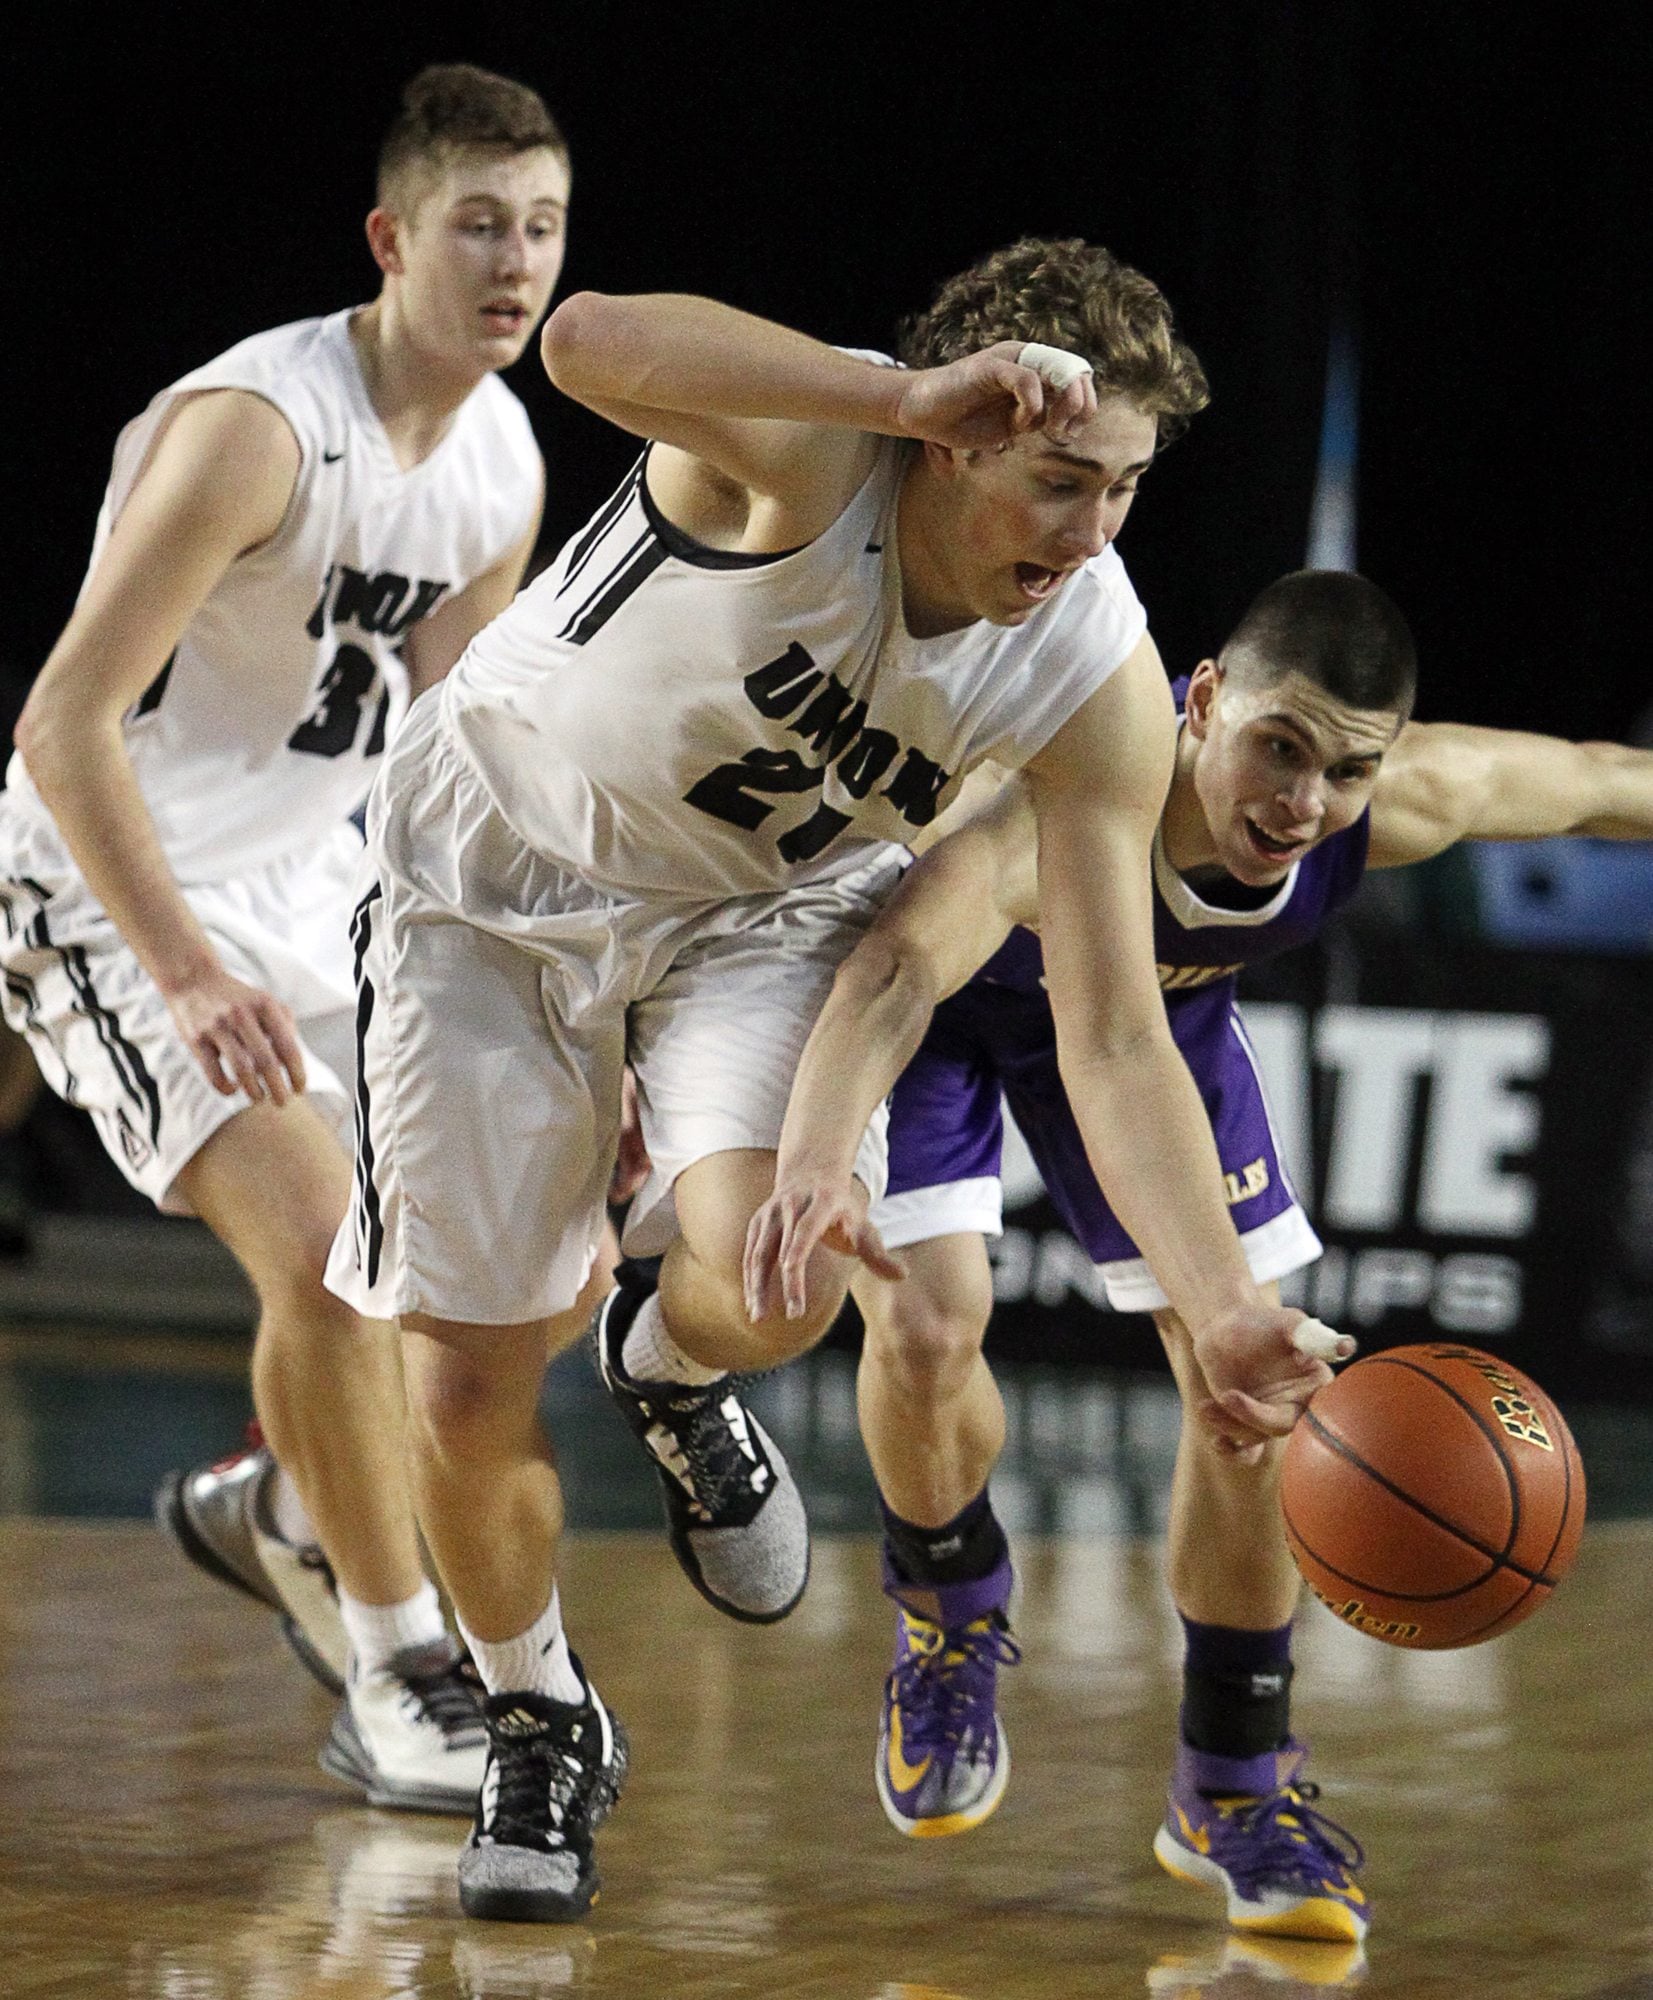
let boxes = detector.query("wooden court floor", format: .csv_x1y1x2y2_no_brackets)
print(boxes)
2,1520,1651,1998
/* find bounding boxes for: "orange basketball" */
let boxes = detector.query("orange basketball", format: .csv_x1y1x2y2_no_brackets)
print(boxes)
1280,1342,1586,1650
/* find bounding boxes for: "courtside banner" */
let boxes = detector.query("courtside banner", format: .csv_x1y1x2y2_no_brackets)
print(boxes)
968,924,1653,1401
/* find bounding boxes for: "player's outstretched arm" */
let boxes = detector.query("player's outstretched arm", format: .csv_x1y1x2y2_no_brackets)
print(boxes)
743,794,1031,1323
14,391,308,1106
1368,722,1653,867
542,293,1098,546
1025,639,1353,1448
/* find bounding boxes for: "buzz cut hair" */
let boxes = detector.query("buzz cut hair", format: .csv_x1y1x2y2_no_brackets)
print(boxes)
376,63,568,217
1221,570,1419,718
897,236,1210,445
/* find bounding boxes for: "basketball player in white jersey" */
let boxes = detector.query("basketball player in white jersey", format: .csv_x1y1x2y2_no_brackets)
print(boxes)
323,237,1350,1921
0,64,572,1812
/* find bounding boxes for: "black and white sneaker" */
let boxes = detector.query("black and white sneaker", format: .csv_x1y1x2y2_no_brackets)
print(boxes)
459,1670,629,1923
593,1261,810,1623
154,1427,348,1694
320,1641,488,1815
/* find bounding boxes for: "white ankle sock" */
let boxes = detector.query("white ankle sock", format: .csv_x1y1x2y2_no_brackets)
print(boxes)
264,1463,319,1549
620,1293,724,1387
338,1580,451,1678
460,1587,584,1704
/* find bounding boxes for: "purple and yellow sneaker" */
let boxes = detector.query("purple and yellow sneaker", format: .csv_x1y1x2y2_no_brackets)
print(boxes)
1153,1739,1369,1944
875,1548,1020,1839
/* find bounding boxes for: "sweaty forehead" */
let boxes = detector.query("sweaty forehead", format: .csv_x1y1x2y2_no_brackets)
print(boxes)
1225,669,1401,759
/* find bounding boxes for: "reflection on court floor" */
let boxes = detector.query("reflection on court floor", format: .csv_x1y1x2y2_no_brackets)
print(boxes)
0,1326,1648,1995
1,1520,1646,1995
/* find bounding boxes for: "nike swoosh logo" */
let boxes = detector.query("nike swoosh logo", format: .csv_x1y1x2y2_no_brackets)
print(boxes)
1175,1805,1212,1856
322,449,345,463
885,1706,931,1791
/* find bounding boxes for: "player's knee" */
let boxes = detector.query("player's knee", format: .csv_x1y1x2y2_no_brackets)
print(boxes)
256,1250,356,1342
743,1269,848,1359
866,1293,985,1402
239,1201,351,1321
404,1351,517,1463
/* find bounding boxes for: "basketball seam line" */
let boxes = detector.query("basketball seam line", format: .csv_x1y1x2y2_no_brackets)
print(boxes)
1376,1352,1583,1586
1295,1409,1563,1591
1363,1356,1525,1561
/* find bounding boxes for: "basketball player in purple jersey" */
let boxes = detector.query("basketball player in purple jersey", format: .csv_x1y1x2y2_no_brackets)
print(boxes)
746,568,1653,1942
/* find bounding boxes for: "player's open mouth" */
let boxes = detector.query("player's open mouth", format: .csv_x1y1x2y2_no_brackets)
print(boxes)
1244,818,1303,862
481,303,529,335
1014,563,1068,602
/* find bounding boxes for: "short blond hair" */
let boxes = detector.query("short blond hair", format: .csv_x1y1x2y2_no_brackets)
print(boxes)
899,237,1209,444
377,64,568,216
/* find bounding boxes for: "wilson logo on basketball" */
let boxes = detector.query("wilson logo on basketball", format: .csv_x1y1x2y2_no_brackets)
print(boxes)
1309,1588,1421,1644
1435,1346,1555,1451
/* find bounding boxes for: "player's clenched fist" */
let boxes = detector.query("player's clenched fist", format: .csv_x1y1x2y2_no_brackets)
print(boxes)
892,340,1098,452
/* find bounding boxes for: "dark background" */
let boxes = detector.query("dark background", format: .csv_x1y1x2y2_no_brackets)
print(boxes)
2,4,1651,1406
8,4,1649,739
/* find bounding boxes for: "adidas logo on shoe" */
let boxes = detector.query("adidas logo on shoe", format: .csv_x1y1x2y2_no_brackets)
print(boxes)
493,1704,555,1738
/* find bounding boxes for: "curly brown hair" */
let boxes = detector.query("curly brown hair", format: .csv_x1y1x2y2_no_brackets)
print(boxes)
898,237,1209,443
377,64,568,216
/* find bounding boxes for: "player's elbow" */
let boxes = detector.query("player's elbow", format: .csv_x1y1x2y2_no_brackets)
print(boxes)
1054,1003,1169,1087
837,929,939,1031
12,683,63,782
14,668,113,797
541,291,621,394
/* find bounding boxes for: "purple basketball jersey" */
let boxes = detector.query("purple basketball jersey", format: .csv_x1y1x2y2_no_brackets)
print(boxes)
883,677,1369,1267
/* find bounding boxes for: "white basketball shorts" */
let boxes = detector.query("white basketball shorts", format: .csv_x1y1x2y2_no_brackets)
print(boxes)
324,694,902,1327
0,803,361,1214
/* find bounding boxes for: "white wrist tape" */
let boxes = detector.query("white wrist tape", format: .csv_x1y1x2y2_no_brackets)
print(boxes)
1017,342,1093,392
1290,1317,1351,1364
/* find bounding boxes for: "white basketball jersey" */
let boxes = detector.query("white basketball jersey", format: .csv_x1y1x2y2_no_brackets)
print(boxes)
446,438,1147,898
6,311,541,883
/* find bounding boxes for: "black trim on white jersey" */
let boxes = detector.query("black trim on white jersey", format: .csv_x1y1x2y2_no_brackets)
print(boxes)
349,884,385,1289
548,448,806,651
560,535,671,646
558,457,645,599
3,968,81,1108
637,454,806,570
0,884,86,1108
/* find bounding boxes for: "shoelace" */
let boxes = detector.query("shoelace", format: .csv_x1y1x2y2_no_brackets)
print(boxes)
886,1613,1021,1755
1219,1782,1366,1892
404,1657,486,1742
663,1388,763,1516
491,1730,588,1849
